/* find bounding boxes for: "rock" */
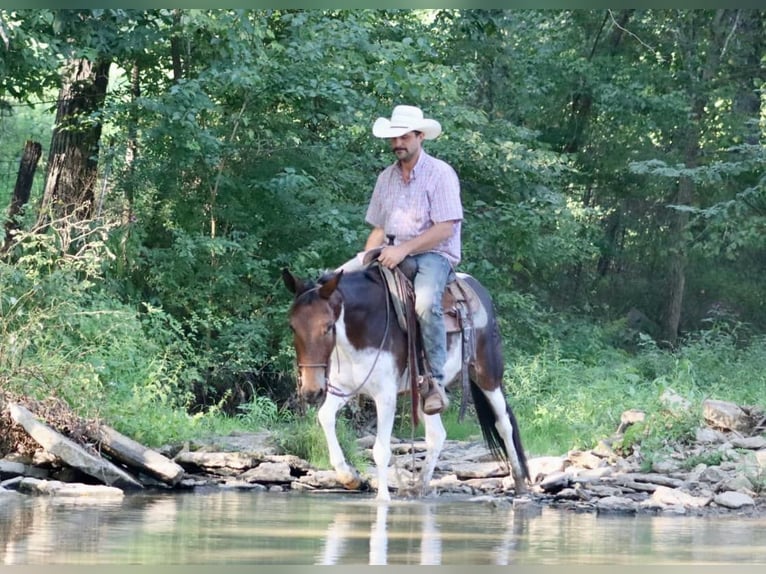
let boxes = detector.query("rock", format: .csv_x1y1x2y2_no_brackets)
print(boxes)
527,456,566,481
592,439,616,458
295,469,346,490
644,485,711,509
617,409,646,434
174,451,257,472
609,476,658,493
356,435,376,449
713,491,755,509
588,484,624,497
695,427,726,444
731,436,766,450
0,458,48,479
596,496,636,513
17,477,124,502
755,450,766,470
451,462,508,479
651,458,682,474
538,471,570,493
698,466,728,483
703,399,754,433
717,475,754,494
239,462,295,483
626,473,684,488
571,466,613,481
566,450,602,469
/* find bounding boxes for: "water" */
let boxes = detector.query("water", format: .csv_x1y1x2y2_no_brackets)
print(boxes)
1,489,765,565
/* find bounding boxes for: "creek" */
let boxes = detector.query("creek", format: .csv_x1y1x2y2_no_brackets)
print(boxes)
1,489,765,565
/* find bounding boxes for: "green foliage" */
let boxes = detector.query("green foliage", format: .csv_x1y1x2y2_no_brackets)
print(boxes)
0,223,204,445
275,407,366,471
393,397,483,442
236,393,288,429
2,9,766,461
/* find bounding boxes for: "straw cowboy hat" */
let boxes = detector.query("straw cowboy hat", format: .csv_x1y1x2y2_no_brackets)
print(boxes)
372,105,442,140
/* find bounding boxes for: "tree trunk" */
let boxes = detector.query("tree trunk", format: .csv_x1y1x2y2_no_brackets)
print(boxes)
661,11,728,346
37,57,111,228
3,140,42,253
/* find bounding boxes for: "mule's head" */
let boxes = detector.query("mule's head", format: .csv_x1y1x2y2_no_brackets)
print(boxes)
282,268,343,405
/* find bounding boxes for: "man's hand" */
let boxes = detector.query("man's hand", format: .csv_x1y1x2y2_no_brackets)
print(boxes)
378,244,408,269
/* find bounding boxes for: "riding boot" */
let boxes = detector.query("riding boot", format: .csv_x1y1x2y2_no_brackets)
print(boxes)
419,375,449,416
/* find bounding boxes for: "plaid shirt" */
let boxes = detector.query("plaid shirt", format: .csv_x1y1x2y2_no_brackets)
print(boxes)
365,150,463,266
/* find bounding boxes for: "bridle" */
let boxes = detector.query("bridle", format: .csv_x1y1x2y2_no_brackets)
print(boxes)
296,267,391,399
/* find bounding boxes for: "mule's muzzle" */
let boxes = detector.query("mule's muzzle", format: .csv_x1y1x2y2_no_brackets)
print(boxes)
301,386,326,406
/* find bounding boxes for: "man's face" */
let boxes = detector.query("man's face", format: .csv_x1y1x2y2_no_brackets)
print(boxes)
390,131,424,162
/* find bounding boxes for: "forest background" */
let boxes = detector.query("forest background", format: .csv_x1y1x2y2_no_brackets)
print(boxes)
0,9,764,465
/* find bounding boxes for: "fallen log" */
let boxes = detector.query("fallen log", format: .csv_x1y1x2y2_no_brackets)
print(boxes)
86,424,185,485
7,403,143,490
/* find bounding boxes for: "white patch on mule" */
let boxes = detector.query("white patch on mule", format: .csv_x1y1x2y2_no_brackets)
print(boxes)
332,306,409,396
455,272,488,330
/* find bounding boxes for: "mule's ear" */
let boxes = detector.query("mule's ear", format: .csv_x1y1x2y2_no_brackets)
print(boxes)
282,268,304,295
318,270,343,299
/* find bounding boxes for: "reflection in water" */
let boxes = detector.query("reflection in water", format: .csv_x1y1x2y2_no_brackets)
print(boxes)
0,489,765,564
319,501,446,565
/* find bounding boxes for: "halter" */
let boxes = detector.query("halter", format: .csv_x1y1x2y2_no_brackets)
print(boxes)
296,267,391,399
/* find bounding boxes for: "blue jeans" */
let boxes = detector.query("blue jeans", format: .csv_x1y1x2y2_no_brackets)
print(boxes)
401,252,452,386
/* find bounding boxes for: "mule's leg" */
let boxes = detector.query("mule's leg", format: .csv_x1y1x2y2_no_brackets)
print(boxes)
419,410,447,494
371,387,397,501
481,387,528,493
317,393,363,490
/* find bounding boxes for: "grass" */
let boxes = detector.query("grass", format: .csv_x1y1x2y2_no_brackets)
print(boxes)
132,329,766,471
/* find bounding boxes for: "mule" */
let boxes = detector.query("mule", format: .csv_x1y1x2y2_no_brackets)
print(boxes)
282,264,529,501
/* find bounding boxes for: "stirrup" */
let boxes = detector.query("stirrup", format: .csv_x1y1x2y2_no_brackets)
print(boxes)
419,377,449,415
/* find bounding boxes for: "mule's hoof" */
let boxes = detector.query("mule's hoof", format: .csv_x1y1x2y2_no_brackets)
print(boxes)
422,385,449,415
339,469,363,491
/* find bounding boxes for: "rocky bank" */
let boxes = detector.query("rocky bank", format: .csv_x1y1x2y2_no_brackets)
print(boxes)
1,390,765,517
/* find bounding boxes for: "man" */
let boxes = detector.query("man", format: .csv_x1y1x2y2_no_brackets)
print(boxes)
359,104,463,415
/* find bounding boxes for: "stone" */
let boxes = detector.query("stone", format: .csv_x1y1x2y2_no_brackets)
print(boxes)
713,491,755,509
451,462,508,479
703,399,754,433
731,436,766,450
538,471,571,493
645,485,710,509
596,496,636,513
592,439,616,458
239,462,295,483
0,459,48,479
626,472,684,488
174,451,257,472
698,466,728,483
617,409,646,433
295,469,346,489
717,475,754,494
566,450,602,470
695,427,726,444
651,458,681,474
17,478,124,502
526,456,566,481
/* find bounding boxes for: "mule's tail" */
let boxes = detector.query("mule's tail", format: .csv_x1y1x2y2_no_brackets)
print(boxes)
470,383,530,482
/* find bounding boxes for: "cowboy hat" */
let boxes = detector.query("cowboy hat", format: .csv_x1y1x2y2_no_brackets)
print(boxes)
372,105,442,140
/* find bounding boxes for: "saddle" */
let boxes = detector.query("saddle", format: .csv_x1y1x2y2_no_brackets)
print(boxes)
362,249,480,422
